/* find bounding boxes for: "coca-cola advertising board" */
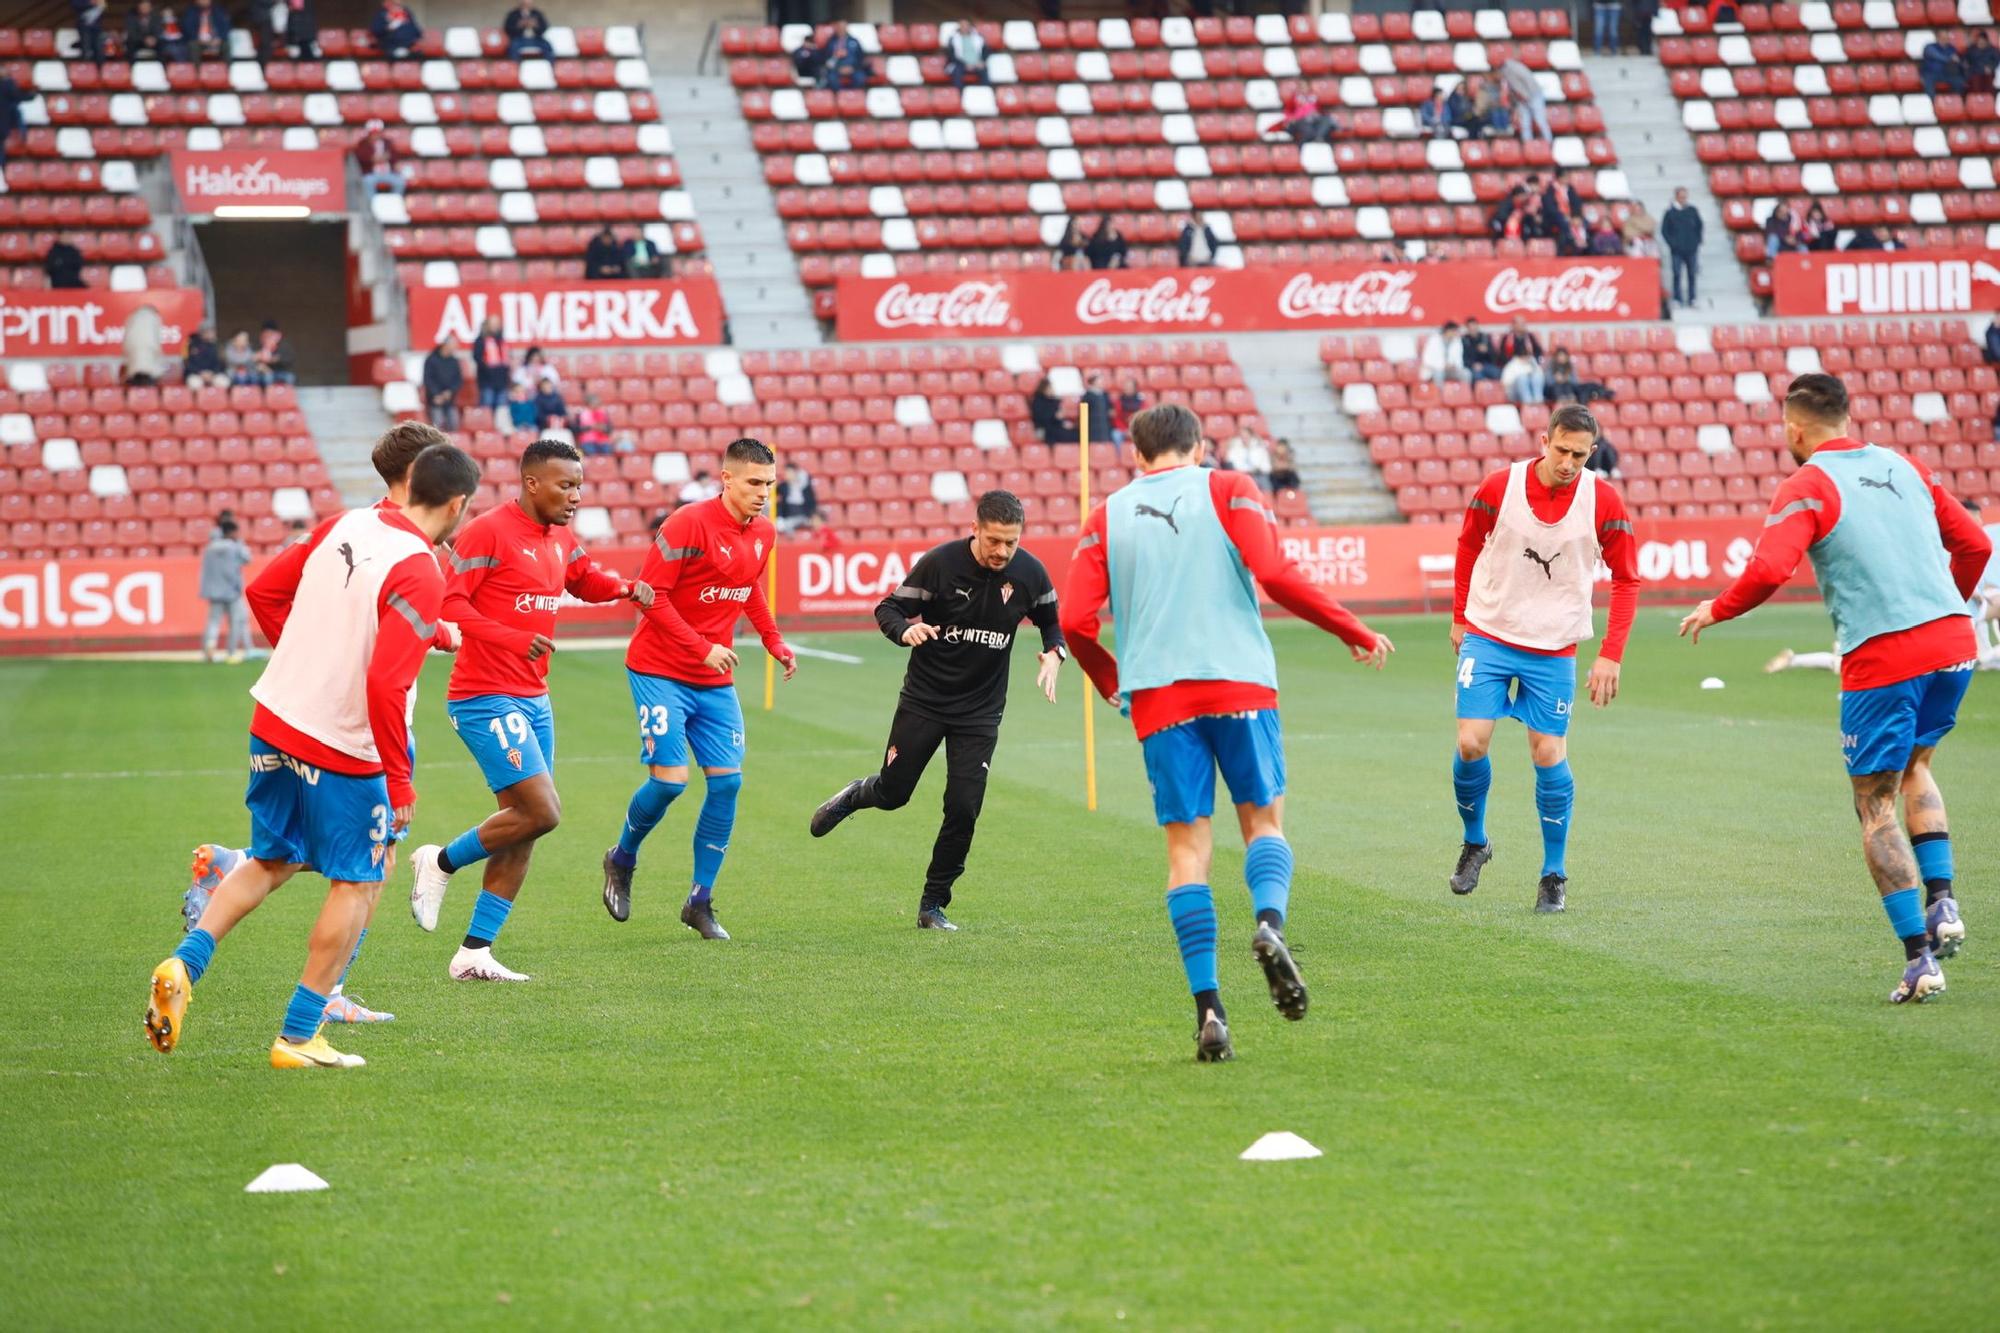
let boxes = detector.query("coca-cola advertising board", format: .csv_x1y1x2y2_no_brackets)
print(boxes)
2,514,1803,652
835,259,1661,341
406,277,728,349
1772,250,2000,318
0,289,203,356
170,149,348,215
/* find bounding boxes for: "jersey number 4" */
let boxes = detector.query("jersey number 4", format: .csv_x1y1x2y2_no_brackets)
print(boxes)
1457,655,1477,689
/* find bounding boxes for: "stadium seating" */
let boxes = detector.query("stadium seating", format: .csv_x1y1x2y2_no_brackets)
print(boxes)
377,338,1307,547
0,363,336,560
1323,317,2000,522
721,12,1630,318
0,23,705,292
1654,2,1999,296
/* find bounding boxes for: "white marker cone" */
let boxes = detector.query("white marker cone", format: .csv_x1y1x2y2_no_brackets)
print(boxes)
245,1163,329,1193
1700,677,1726,690
1239,1132,1322,1162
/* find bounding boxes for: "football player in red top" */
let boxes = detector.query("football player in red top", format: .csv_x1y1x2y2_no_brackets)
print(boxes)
602,438,797,941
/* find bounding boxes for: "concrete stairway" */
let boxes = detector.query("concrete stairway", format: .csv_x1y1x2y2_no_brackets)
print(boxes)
1227,331,1401,526
1583,53,1761,324
656,75,823,350
298,386,397,506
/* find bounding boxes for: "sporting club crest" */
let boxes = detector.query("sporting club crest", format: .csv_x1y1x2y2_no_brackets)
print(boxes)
1000,581,1014,604
506,748,523,770
755,538,765,560
886,745,899,766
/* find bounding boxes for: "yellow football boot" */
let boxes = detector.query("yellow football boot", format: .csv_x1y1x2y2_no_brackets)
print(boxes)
143,957,190,1054
269,1032,367,1070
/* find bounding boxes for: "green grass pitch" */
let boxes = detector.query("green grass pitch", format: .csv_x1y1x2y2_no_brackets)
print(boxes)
2,604,1996,1328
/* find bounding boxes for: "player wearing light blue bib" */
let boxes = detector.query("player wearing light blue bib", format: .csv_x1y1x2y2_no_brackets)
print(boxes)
1685,374,1993,1004
1062,403,1392,1063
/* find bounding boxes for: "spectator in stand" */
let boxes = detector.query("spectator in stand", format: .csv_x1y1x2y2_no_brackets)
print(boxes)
1052,218,1087,270
572,391,613,454
1224,427,1274,492
1498,318,1547,405
504,1,553,60
532,376,567,429
817,21,870,91
123,302,164,385
1177,213,1221,267
1622,198,1659,257
1269,439,1301,493
1080,373,1114,440
1662,186,1703,306
1490,185,1529,240
1586,431,1621,479
1919,34,1968,97
254,319,296,385
1499,55,1552,143
942,19,988,90
354,118,405,195
0,77,34,172
584,223,627,279
1631,0,1659,56
274,0,322,60
1801,201,1836,251
679,469,721,505
1886,226,1918,251
1545,348,1611,406
125,0,178,60
1460,76,1504,139
43,234,84,289
1420,83,1456,139
1983,319,2000,366
513,345,557,393
224,329,260,384
371,1,422,59
1112,378,1145,445
1587,209,1623,256
1763,200,1803,260
200,517,254,663
1269,85,1337,145
422,335,464,432
1084,215,1130,270
73,1,106,63
505,381,537,431
182,0,230,61
1555,213,1591,257
471,314,508,409
776,462,818,532
623,230,667,279
1592,0,1621,55
1542,169,1583,226
1029,376,1078,444
1422,320,1469,385
1968,32,1998,92
1462,317,1502,383
183,325,227,388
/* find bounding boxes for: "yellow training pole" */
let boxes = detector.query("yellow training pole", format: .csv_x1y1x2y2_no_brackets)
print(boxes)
763,542,778,712
1078,403,1098,812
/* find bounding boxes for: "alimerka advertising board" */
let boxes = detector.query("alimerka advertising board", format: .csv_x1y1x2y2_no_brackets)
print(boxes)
406,278,727,349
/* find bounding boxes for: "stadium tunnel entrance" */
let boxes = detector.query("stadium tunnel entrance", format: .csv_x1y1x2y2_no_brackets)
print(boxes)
192,220,350,386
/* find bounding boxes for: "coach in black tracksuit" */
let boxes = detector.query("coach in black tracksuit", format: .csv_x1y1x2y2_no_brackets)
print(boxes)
809,490,1066,930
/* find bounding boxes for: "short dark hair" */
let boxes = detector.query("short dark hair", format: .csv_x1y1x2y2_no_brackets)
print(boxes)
975,489,1025,527
217,518,238,537
1130,402,1202,462
725,436,775,467
1785,372,1850,426
406,443,481,508
372,421,450,486
1547,403,1600,440
521,438,582,470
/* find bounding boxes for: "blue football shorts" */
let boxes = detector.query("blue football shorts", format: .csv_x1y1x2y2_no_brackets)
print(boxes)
1455,631,1578,737
1839,662,1974,775
447,693,556,792
1140,709,1286,827
245,735,394,884
627,669,746,770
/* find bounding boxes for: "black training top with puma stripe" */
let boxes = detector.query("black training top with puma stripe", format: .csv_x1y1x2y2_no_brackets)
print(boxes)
874,537,1065,726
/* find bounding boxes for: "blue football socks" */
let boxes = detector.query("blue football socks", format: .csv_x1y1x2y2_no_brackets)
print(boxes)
1243,835,1293,927
1452,752,1492,846
440,827,489,875
1165,884,1220,997
1912,832,1954,903
688,772,742,904
334,927,366,992
465,890,514,949
173,927,216,986
1534,759,1574,877
280,983,328,1043
615,777,685,864
1883,886,1927,949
